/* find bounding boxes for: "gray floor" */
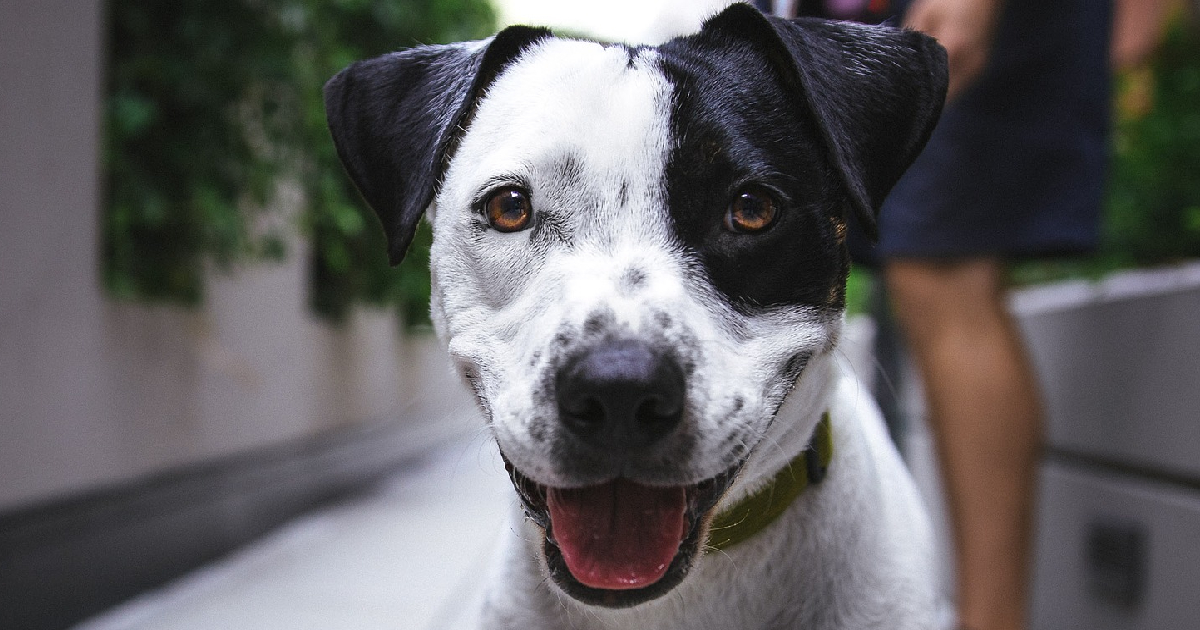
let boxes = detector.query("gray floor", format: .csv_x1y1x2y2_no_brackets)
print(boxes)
72,436,513,630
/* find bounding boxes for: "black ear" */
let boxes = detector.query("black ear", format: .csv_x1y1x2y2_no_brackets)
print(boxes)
323,26,551,264
699,4,948,239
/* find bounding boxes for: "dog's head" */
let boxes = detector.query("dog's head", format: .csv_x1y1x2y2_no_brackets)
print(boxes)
325,3,946,608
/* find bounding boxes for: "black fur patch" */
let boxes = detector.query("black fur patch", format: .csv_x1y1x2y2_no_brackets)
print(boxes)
658,28,848,310
324,26,551,264
653,5,946,311
620,266,647,292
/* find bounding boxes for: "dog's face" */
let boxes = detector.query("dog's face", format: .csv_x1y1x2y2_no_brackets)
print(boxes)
433,33,848,481
326,4,945,609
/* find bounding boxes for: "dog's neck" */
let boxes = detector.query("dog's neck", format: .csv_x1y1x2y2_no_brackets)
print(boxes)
707,411,833,550
695,349,839,548
729,349,840,493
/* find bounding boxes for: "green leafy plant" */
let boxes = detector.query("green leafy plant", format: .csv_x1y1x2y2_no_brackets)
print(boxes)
104,0,495,323
1104,18,1200,267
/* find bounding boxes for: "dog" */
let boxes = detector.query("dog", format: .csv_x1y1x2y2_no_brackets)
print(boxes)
324,3,948,628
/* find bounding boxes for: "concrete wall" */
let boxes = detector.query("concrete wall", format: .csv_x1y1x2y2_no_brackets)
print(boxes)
0,1,476,512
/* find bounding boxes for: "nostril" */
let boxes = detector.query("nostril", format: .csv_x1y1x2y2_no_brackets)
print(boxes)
635,396,682,441
560,396,606,435
555,340,686,449
637,392,682,423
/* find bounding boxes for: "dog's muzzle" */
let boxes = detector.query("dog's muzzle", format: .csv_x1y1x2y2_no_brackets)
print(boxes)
503,339,742,607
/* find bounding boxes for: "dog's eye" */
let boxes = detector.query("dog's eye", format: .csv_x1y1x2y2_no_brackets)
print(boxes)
484,187,533,232
724,187,779,234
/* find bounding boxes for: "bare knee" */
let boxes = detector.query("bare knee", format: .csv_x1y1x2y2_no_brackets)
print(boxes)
884,257,1009,345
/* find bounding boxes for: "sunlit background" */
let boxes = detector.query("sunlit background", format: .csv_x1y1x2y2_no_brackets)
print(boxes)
495,0,731,42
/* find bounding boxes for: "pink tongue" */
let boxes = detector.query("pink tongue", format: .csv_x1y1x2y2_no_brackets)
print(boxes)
546,479,687,590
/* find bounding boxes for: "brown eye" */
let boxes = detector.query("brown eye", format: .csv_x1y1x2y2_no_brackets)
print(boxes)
724,187,779,234
484,187,532,232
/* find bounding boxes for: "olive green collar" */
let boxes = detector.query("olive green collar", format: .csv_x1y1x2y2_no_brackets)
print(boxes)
706,412,834,551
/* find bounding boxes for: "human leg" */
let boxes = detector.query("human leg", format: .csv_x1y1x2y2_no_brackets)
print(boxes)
885,258,1041,630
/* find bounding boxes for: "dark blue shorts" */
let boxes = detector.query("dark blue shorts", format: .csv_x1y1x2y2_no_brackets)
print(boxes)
856,0,1113,263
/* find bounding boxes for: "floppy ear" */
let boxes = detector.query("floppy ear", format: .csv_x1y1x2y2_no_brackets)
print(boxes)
323,26,551,264
700,4,948,239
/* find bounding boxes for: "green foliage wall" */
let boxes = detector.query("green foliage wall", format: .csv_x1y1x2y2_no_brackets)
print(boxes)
1105,19,1200,267
104,4,1200,323
104,0,495,323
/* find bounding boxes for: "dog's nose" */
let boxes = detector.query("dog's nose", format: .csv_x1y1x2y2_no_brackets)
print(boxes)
556,340,685,450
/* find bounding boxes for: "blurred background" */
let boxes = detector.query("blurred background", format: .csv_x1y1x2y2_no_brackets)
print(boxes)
1,1,1198,629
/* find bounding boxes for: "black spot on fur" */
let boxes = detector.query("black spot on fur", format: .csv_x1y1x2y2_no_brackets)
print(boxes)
681,357,697,377
625,45,644,69
616,180,631,208
720,430,748,458
531,210,571,248
530,421,549,444
553,153,585,188
620,267,647,293
583,310,614,336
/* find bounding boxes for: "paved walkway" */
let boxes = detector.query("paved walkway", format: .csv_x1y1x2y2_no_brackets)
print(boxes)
72,437,513,630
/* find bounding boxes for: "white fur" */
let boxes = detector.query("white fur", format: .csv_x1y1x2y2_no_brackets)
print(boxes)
426,39,935,629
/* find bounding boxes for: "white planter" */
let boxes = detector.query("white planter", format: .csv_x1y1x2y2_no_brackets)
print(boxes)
1013,261,1200,480
1013,262,1200,629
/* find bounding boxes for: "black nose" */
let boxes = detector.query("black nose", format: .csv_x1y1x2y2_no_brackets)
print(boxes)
555,340,686,450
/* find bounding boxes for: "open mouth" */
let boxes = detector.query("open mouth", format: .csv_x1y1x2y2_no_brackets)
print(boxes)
504,457,740,608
